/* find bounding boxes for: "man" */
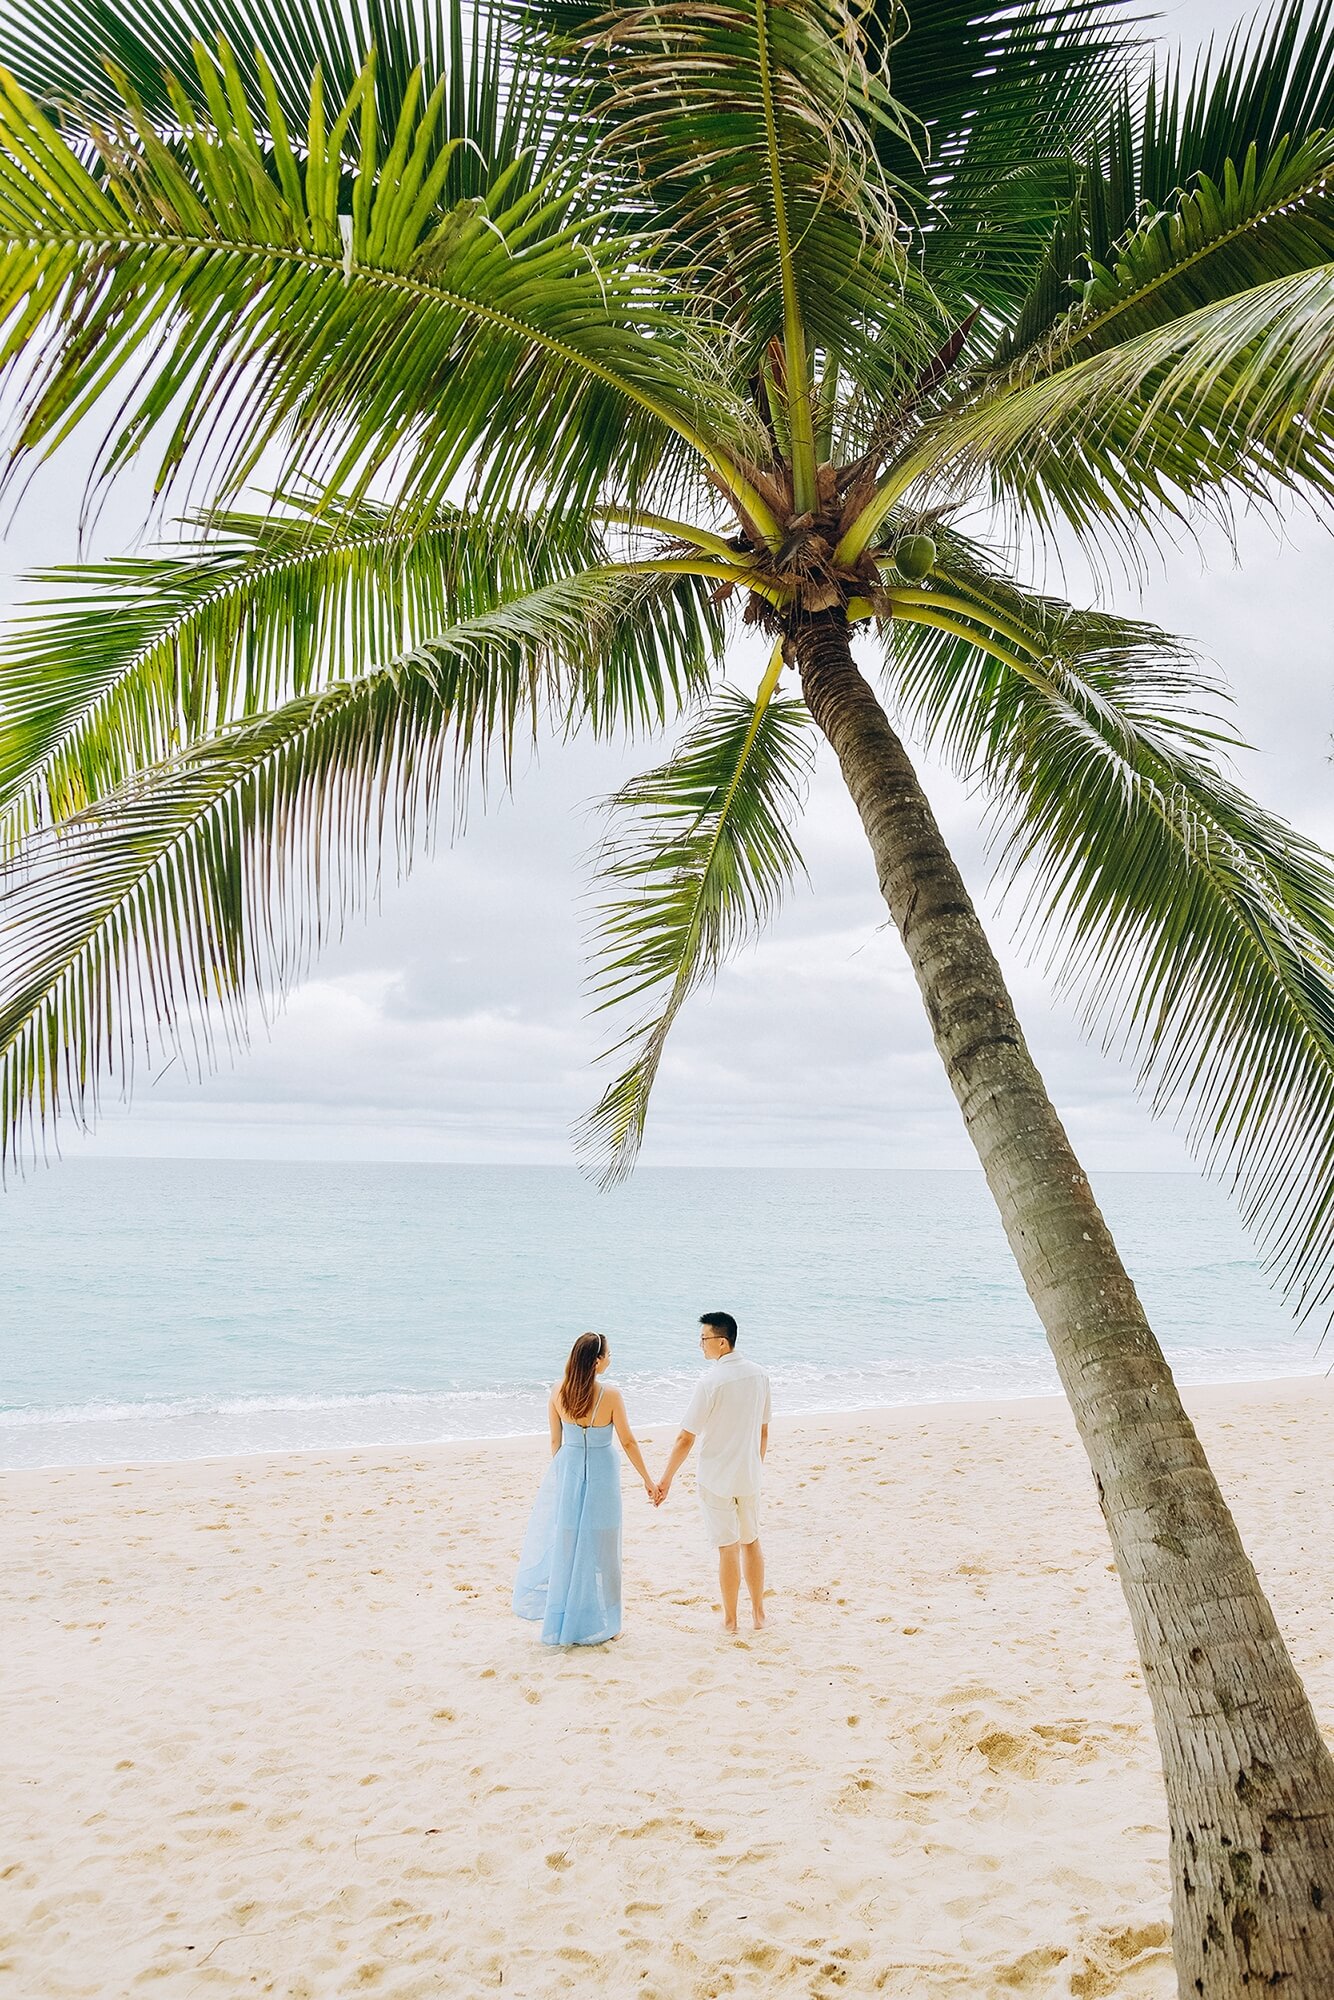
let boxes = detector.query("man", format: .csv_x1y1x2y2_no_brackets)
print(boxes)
656,1311,771,1634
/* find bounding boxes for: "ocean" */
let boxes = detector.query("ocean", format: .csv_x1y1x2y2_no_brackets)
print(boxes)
0,1160,1322,1469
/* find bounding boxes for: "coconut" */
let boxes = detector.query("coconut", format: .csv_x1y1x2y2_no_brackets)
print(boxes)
893,533,937,581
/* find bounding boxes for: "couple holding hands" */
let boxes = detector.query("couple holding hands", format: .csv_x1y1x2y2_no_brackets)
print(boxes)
512,1313,772,1644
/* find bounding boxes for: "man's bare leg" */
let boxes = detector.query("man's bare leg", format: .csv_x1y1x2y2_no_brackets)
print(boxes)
718,1543,741,1632
741,1538,765,1628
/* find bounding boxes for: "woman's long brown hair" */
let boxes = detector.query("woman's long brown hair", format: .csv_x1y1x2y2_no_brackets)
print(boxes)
559,1332,606,1423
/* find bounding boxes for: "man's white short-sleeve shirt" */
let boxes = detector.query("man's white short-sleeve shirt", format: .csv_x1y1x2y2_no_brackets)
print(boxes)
682,1353,771,1497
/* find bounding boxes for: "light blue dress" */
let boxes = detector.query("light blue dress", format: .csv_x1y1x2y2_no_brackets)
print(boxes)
513,1396,622,1646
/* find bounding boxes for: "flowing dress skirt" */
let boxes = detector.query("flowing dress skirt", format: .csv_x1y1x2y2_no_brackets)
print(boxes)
513,1423,622,1645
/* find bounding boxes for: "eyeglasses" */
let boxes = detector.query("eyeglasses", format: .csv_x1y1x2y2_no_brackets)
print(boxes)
700,1332,725,1346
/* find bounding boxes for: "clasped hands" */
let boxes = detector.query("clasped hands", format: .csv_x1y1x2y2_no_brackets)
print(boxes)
642,1474,673,1508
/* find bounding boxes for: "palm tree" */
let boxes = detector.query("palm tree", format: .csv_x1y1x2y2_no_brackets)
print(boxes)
3,0,1334,1984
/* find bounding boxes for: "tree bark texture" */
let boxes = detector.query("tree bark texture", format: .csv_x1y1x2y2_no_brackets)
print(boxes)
793,608,1334,1997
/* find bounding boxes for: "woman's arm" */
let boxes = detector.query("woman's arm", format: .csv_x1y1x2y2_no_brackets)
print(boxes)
548,1391,563,1457
609,1391,656,1498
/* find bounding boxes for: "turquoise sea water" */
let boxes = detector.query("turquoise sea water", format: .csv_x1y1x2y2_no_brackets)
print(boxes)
0,1160,1322,1468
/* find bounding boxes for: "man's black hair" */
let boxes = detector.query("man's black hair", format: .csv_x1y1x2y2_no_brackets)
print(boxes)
700,1311,738,1349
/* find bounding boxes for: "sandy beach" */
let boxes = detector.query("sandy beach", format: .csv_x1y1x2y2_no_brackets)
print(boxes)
3,1377,1332,1999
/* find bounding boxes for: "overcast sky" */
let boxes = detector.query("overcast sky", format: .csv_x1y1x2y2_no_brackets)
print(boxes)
1,0,1329,1173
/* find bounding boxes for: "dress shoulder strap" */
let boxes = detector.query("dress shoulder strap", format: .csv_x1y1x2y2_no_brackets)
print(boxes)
560,1384,608,1428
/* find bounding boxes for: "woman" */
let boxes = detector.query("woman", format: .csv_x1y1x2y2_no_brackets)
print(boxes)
513,1332,655,1646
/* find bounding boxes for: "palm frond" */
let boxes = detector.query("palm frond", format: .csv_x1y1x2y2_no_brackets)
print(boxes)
832,2,1334,559
0,47,766,531
519,0,916,402
1006,127,1334,380
2,0,468,139
0,496,722,847
578,646,811,1182
886,0,1143,317
997,0,1334,364
885,0,1139,167
0,567,697,1164
888,545,1334,1328
843,258,1334,560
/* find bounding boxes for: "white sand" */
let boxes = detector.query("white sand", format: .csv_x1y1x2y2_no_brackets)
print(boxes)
3,1378,1333,1998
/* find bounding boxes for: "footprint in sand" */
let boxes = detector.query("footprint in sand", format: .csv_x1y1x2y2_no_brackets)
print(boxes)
832,1772,878,1813
994,1944,1068,1989
1069,1922,1171,1996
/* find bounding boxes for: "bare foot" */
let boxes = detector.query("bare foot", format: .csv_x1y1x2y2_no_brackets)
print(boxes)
751,1605,766,1630
722,1617,739,1635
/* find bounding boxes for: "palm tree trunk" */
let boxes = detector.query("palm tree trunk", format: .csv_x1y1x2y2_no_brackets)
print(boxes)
792,607,1334,1996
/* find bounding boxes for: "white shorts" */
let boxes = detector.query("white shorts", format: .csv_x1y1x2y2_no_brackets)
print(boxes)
699,1488,761,1548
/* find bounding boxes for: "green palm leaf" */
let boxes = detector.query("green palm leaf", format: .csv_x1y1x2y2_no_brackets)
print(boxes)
518,0,922,475
0,567,699,1164
881,0,1140,169
837,5,1334,558
0,47,765,528
0,0,570,259
1006,125,1334,379
884,0,1143,317
579,646,811,1182
2,0,465,137
889,550,1334,1324
0,496,721,846
842,257,1334,559
998,0,1334,364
